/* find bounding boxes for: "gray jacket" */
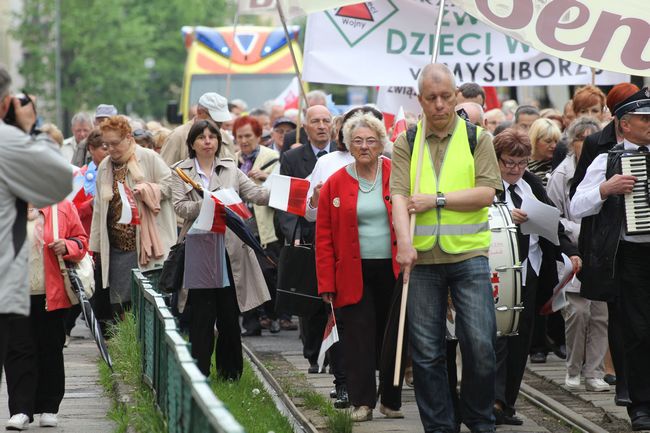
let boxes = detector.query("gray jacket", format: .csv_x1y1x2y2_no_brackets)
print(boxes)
0,122,73,315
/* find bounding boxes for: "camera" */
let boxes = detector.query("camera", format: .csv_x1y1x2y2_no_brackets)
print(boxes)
3,93,33,127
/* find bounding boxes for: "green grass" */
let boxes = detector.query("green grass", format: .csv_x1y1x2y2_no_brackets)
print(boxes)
209,361,293,433
273,371,353,433
98,313,166,433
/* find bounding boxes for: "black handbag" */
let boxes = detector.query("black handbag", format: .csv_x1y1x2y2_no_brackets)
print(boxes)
275,221,321,316
159,241,186,294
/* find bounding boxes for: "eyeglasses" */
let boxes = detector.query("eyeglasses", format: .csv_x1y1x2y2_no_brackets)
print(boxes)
351,137,379,147
499,158,529,169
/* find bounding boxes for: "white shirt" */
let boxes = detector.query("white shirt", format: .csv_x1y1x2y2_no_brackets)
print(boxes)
311,143,329,158
571,140,650,243
503,179,542,280
304,151,355,222
194,159,213,190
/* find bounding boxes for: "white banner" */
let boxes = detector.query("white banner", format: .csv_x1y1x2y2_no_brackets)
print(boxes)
302,0,629,87
238,0,362,17
452,0,650,78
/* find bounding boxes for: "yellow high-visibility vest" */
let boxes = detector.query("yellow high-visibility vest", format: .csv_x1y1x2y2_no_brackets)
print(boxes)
409,118,490,253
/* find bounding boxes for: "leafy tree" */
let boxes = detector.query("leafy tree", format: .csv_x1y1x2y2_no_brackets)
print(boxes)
13,0,232,129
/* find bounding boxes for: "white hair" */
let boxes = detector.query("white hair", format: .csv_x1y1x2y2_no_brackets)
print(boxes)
342,111,388,151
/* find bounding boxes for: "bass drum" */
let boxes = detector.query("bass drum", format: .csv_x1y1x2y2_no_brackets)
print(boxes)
447,203,523,339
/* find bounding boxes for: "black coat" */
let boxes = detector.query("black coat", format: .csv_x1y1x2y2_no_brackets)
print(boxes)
502,171,579,304
277,142,336,244
281,127,309,153
570,120,617,198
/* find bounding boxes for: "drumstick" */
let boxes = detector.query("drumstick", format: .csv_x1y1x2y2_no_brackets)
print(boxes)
394,115,428,387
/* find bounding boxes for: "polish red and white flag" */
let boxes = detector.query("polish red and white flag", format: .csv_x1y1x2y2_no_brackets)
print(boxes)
274,77,300,110
213,188,252,220
317,306,339,373
117,182,140,225
390,106,407,142
268,174,310,216
193,190,226,233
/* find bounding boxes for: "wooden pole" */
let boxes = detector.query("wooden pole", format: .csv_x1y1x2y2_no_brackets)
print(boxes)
393,0,447,387
295,94,303,146
276,0,309,108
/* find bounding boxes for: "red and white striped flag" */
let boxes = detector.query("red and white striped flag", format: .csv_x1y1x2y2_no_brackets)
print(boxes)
213,188,252,220
274,77,300,110
390,106,407,142
117,182,140,225
317,307,339,373
268,174,310,216
193,190,226,233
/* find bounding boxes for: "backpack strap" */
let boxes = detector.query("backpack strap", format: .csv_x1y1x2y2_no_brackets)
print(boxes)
406,120,478,156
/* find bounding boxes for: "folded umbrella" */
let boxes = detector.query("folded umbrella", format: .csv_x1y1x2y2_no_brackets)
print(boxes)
174,167,274,265
66,266,113,371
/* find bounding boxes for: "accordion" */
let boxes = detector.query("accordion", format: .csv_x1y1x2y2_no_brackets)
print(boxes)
621,152,650,235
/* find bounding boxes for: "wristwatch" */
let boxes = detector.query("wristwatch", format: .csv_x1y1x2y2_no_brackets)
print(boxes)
436,192,446,208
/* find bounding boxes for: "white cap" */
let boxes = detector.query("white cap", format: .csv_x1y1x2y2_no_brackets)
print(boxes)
198,92,232,122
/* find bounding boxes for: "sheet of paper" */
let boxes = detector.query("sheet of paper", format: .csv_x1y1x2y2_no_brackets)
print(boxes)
520,197,560,245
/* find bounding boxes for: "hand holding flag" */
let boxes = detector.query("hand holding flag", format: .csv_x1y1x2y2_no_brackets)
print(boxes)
193,190,226,233
267,174,310,216
317,304,339,373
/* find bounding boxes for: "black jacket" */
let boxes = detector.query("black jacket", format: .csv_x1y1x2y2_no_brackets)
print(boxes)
277,142,336,244
578,145,626,302
570,120,617,198
502,171,579,303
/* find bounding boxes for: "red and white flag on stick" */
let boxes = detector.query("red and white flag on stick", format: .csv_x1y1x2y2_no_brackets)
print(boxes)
117,182,140,225
213,188,252,220
274,77,300,110
267,174,310,216
390,106,407,142
540,254,576,315
193,190,226,233
317,304,339,373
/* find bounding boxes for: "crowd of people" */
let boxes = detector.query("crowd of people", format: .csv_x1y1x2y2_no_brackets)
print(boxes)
1,59,650,433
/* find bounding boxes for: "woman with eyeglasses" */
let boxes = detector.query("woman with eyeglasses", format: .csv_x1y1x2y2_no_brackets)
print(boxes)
90,116,177,318
492,128,581,426
546,117,611,393
316,112,401,422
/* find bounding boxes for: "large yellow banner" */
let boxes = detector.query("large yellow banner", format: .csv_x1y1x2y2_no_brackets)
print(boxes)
451,0,649,76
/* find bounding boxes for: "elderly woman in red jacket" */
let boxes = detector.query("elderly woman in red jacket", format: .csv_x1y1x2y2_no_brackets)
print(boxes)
316,111,400,422
4,199,88,430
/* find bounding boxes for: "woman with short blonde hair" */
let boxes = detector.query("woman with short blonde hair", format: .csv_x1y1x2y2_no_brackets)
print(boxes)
528,118,561,187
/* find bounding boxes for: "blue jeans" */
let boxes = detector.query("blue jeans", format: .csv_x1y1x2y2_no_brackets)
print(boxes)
407,256,496,433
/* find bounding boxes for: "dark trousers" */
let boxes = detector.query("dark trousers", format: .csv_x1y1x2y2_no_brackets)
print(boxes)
608,299,629,399
339,259,396,408
0,315,11,383
5,295,66,420
299,306,328,365
496,265,539,414
531,304,565,354
64,304,81,335
617,242,650,415
188,286,242,380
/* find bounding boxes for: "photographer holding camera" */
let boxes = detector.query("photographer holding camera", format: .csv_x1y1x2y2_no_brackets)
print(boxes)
0,66,73,380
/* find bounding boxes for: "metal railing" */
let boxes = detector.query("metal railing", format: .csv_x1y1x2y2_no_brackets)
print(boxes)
131,269,245,433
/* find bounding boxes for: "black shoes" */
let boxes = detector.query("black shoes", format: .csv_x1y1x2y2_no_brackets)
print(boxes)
307,363,319,374
553,345,567,360
241,328,261,337
603,374,617,385
630,410,650,431
530,352,547,363
494,408,524,426
334,386,350,409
